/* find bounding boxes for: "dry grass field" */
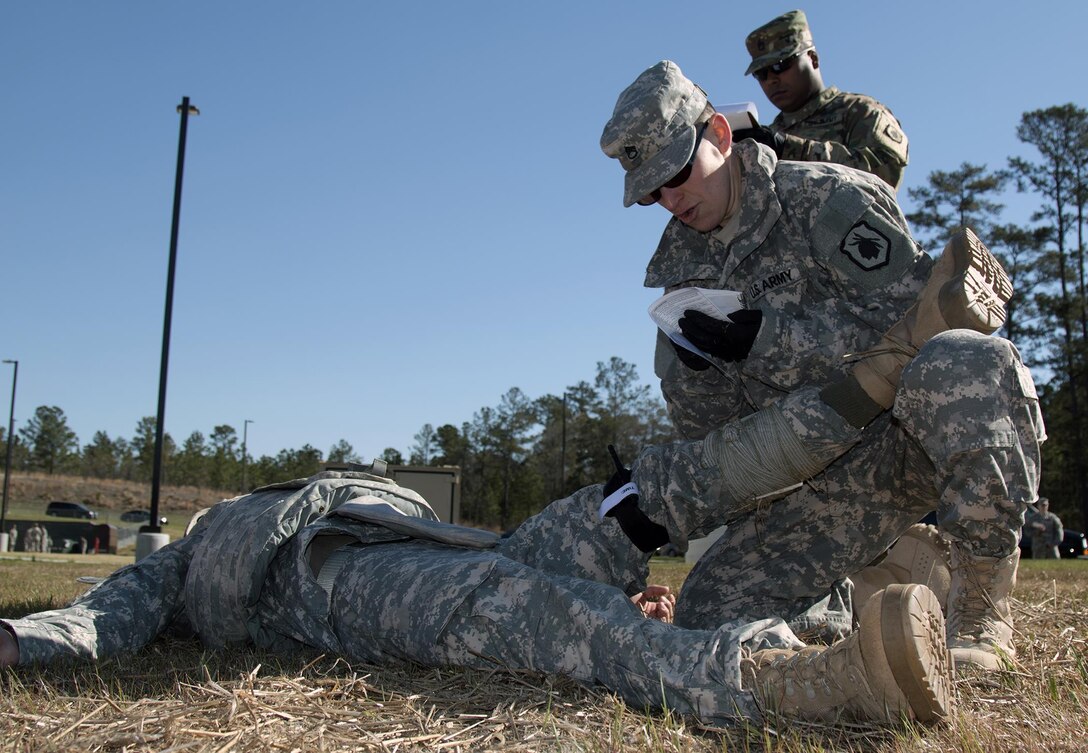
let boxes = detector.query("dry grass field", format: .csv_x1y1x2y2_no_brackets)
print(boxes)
0,554,1085,752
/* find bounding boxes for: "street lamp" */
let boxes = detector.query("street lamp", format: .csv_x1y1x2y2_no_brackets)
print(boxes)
145,97,199,556
241,419,254,492
1,360,17,549
559,391,567,494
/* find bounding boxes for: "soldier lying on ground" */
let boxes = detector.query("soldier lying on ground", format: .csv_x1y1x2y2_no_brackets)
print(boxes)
0,454,954,727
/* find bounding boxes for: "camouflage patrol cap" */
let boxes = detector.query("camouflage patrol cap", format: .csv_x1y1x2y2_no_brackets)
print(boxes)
744,10,815,76
600,60,708,208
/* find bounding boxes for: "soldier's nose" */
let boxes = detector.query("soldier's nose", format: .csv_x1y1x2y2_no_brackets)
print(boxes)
658,187,682,212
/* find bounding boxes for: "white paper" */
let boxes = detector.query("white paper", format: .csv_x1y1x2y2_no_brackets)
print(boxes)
648,287,745,358
715,101,760,131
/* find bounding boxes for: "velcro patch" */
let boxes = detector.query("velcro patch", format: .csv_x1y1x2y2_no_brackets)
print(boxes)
840,221,891,271
746,267,802,302
1015,359,1038,400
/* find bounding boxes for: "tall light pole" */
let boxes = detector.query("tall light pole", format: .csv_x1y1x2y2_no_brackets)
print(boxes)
147,97,199,546
241,419,254,492
1,360,17,547
559,392,567,495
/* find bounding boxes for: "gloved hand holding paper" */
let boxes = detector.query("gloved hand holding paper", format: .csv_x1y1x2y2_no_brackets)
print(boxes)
648,287,745,360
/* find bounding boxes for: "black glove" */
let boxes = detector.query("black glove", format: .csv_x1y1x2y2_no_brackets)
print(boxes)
601,445,669,553
731,124,784,157
678,308,763,363
671,338,711,371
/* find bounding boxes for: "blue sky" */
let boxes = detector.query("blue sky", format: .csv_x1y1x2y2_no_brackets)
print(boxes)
3,1,1083,461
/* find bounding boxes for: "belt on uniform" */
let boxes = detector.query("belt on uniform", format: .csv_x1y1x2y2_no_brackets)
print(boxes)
315,543,365,597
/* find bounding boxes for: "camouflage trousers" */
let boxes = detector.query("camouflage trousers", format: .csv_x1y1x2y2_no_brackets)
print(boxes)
258,532,803,725
674,330,1043,634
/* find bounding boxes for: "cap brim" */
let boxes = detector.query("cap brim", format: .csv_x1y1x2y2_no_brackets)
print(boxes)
744,44,812,76
622,124,696,207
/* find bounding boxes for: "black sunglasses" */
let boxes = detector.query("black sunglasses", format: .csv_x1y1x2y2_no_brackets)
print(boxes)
637,121,710,206
753,54,799,82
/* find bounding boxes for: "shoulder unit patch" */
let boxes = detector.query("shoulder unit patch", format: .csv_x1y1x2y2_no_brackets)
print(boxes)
840,221,891,271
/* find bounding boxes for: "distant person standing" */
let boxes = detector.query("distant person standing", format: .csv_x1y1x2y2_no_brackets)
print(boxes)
732,10,909,189
1029,498,1063,559
23,524,40,553
6,525,16,552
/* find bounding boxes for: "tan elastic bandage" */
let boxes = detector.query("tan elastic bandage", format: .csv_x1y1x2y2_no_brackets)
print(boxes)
703,405,825,504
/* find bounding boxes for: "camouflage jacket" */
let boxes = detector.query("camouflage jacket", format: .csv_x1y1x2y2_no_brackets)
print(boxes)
772,86,909,189
645,141,931,439
7,471,498,663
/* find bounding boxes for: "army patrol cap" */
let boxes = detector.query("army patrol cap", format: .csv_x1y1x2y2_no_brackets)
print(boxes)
600,60,709,208
744,10,815,76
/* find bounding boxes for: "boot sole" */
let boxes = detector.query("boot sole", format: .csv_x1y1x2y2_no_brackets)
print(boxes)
938,228,1013,333
879,584,956,723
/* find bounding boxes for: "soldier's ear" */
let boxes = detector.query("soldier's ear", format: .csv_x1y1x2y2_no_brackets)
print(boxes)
708,112,732,155
808,49,820,69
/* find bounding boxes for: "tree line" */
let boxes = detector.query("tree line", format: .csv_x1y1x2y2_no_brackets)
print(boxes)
1,358,676,528
4,103,1086,531
2,407,338,495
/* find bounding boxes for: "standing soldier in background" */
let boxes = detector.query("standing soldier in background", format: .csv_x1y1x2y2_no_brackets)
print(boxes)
1027,498,1063,559
732,10,909,189
23,524,41,554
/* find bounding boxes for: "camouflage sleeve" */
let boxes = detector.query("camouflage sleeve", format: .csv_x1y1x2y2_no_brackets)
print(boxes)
1,533,203,665
742,177,928,390
776,99,909,189
654,329,750,439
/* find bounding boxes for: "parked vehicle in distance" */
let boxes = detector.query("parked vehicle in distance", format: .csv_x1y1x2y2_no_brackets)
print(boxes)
120,509,168,526
44,501,97,519
1060,529,1088,559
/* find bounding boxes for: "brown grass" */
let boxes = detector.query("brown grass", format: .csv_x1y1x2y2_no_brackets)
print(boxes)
0,556,1086,752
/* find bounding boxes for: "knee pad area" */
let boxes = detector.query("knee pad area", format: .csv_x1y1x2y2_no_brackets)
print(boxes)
895,332,1037,456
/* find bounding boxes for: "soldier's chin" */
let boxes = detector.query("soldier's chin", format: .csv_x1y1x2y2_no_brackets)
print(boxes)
683,209,723,234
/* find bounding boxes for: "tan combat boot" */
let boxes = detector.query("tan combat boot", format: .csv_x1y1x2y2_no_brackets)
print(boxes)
852,524,952,612
946,543,1019,671
742,584,955,724
852,227,1013,408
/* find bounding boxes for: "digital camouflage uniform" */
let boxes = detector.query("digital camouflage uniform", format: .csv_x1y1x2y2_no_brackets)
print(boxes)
2,468,847,726
744,10,908,189
771,86,909,189
1025,502,1063,559
644,140,1044,636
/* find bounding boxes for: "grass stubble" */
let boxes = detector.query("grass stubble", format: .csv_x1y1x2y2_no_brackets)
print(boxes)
0,556,1084,752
